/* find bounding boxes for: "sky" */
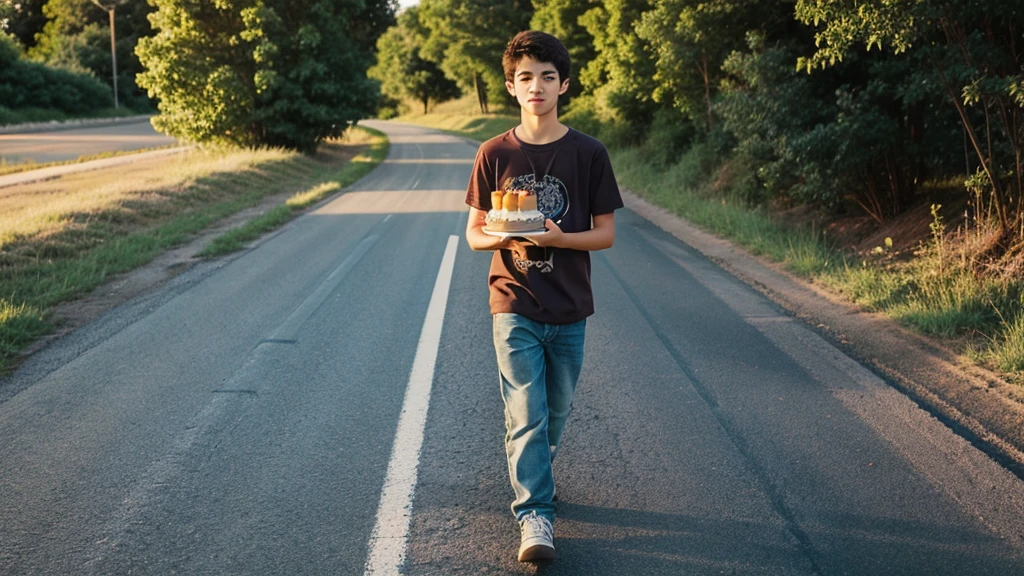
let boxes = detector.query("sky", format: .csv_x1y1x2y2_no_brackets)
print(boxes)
397,0,419,10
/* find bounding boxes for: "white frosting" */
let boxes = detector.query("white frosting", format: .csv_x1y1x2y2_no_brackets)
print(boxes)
486,208,545,224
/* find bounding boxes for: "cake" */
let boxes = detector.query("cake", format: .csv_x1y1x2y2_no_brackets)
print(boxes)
484,189,546,233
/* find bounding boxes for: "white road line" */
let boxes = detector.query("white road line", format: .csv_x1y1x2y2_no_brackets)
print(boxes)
364,235,459,576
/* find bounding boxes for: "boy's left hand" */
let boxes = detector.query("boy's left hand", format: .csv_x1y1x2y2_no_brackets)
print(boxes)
527,219,564,247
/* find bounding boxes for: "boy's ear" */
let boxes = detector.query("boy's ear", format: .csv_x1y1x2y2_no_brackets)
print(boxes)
558,78,570,95
506,79,515,97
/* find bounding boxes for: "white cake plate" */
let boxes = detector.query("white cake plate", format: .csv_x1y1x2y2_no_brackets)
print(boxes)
482,229,549,238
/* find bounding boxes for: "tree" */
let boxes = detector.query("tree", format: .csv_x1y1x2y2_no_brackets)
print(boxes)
28,0,152,109
577,0,658,134
2,0,47,49
795,0,1024,252
530,0,597,102
418,0,533,114
369,7,459,114
718,35,942,220
136,0,394,152
636,0,784,133
30,0,110,72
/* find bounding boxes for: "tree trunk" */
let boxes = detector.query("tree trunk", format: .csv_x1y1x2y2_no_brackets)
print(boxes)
937,20,1018,242
699,54,712,132
473,73,488,114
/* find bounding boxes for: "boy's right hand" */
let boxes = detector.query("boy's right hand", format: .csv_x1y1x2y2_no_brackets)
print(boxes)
466,207,517,251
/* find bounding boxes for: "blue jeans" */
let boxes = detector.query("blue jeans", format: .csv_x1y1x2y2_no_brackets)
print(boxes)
492,313,587,522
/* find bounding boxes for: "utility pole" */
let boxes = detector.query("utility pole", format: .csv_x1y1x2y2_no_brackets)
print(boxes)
90,0,122,109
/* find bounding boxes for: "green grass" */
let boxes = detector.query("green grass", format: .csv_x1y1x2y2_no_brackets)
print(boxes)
0,126,388,371
990,311,1024,372
612,146,844,271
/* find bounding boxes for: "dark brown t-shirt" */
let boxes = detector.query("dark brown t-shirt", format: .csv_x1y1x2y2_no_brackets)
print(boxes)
465,127,623,324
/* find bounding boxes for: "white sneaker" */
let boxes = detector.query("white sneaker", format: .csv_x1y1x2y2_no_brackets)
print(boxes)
517,511,555,562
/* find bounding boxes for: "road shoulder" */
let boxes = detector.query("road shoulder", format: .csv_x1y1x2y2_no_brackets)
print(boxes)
622,187,1024,474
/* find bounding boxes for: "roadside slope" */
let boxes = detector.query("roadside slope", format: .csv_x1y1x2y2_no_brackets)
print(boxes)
0,127,386,374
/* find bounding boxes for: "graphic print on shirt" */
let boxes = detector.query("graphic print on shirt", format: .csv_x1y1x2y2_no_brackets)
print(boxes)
512,244,555,274
503,174,569,222
503,173,568,274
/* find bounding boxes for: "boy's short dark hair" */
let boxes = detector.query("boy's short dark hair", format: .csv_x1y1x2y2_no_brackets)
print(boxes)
502,31,571,83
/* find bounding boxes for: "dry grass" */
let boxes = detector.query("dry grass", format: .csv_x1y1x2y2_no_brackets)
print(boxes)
1,148,286,246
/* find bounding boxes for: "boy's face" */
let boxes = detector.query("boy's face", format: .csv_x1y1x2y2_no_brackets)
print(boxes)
506,56,570,118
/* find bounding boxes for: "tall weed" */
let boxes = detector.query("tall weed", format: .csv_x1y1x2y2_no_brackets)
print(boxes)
991,310,1024,372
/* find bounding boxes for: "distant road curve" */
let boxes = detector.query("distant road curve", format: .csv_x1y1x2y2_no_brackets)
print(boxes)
0,117,177,164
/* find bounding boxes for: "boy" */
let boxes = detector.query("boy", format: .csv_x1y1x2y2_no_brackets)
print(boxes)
464,30,623,562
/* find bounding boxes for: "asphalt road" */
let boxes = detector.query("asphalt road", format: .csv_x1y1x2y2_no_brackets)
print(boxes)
2,120,1024,575
0,118,176,164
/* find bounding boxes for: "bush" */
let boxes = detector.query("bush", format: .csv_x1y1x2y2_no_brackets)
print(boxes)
676,138,727,193
0,32,19,65
562,95,635,148
562,96,606,137
717,36,940,220
639,107,697,169
0,33,114,117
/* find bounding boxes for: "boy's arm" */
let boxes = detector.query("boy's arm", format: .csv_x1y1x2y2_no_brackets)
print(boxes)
465,207,516,251
530,212,615,251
